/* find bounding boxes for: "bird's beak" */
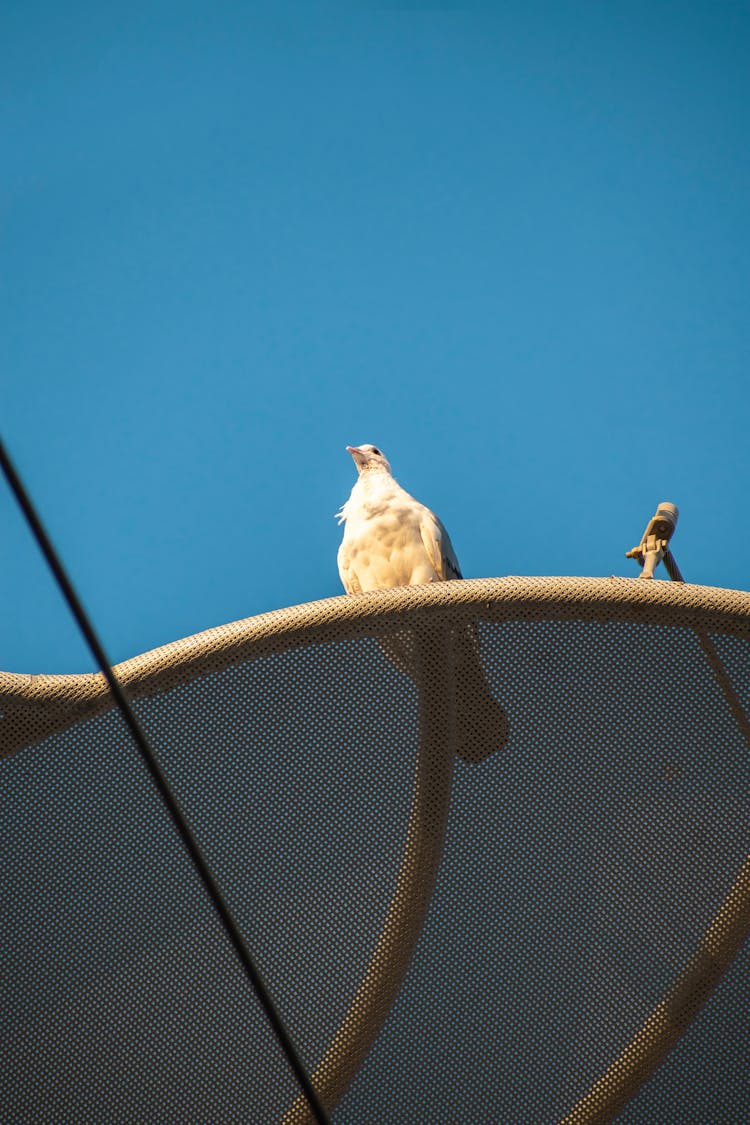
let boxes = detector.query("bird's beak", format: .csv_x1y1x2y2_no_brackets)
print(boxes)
345,445,358,455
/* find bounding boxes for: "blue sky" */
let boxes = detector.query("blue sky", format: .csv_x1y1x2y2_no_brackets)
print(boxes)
2,0,749,673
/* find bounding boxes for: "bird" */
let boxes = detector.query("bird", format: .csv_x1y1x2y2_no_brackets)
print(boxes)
336,444,461,592
337,443,508,763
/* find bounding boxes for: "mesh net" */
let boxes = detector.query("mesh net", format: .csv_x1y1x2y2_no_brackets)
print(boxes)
2,576,750,1124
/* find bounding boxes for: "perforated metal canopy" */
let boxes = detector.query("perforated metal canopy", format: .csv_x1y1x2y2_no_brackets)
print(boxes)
2,576,750,1124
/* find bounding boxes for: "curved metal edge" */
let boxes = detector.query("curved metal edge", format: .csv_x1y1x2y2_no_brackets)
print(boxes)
3,577,750,759
558,620,750,1125
279,622,457,1124
559,853,750,1124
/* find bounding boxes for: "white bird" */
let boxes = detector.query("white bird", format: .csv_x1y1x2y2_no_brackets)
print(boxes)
337,444,461,593
337,443,508,762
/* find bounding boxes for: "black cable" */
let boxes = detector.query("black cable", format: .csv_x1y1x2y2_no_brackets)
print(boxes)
0,437,330,1125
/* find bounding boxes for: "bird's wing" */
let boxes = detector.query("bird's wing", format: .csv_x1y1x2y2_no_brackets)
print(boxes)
419,508,462,581
337,541,362,594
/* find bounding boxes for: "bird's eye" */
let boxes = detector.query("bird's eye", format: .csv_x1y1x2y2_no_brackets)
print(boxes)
372,448,381,456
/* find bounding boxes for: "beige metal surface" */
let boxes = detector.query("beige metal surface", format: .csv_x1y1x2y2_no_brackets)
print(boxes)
3,576,749,759
2,575,750,1123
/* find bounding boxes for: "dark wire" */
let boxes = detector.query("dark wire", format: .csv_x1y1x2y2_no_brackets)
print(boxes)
0,437,330,1125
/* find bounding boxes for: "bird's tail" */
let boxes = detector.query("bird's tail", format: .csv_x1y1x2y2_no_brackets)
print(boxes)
377,623,508,764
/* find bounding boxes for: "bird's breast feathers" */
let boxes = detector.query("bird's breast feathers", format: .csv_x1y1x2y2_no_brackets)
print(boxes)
337,476,458,592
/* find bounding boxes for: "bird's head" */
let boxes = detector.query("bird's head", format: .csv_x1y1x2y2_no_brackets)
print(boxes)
346,444,392,477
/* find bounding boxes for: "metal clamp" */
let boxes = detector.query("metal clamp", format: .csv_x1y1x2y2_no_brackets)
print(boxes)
626,502,684,581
